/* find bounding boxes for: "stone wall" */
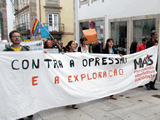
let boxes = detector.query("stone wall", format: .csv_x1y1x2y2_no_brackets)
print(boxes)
0,0,8,40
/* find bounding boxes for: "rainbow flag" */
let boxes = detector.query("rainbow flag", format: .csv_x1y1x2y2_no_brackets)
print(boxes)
31,18,42,36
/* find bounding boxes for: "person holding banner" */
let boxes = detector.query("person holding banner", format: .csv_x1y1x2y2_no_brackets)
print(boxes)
130,41,138,54
78,37,90,53
65,40,78,109
102,38,122,100
3,30,33,120
145,30,158,90
3,30,29,52
44,39,54,49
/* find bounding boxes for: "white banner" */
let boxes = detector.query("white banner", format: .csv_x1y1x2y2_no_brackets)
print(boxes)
0,46,158,120
0,40,43,51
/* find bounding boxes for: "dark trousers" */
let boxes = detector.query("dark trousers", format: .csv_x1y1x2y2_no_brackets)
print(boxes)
146,61,158,88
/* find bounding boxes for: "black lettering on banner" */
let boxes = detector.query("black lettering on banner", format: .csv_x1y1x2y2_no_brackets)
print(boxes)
134,58,143,69
115,58,119,64
53,60,59,68
11,59,19,70
89,58,94,66
147,55,153,65
102,57,107,65
70,60,74,67
95,57,100,66
32,59,40,69
109,58,114,64
134,55,153,70
44,59,52,68
142,59,148,67
22,60,29,70
82,59,87,67
58,60,63,68
120,58,124,64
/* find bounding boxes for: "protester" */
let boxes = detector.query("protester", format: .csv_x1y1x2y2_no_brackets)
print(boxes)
102,38,122,100
53,39,60,50
44,39,54,49
145,30,158,90
59,42,66,52
136,38,147,52
75,41,78,51
92,41,102,53
78,37,90,53
3,30,33,120
130,41,138,54
65,40,78,109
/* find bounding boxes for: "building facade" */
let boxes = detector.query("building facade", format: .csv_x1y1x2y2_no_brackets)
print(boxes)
74,0,160,81
0,0,8,41
14,0,74,45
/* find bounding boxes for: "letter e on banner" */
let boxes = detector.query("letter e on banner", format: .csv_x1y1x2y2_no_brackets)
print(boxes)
32,76,38,86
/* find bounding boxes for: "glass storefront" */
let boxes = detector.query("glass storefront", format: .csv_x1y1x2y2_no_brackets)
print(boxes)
94,21,104,42
133,19,156,45
111,21,127,55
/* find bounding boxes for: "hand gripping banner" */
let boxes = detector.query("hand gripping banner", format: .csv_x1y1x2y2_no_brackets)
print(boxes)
0,46,158,120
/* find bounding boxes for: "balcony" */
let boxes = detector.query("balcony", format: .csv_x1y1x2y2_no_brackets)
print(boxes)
43,23,64,35
16,22,30,36
16,22,30,31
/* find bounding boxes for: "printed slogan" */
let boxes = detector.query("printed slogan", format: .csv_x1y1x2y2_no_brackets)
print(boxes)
0,46,158,120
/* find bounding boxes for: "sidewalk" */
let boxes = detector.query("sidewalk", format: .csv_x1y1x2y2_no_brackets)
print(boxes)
26,83,160,120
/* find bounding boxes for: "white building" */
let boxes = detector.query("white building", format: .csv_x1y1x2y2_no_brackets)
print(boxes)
7,0,15,40
74,0,160,81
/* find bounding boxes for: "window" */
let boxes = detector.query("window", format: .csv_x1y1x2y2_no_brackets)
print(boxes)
24,14,26,23
48,14,59,32
46,0,58,4
19,17,21,24
111,21,127,55
79,0,89,7
133,19,156,45
21,15,24,24
26,13,30,29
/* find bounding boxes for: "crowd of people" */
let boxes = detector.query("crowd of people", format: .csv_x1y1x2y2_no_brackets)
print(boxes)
3,30,159,119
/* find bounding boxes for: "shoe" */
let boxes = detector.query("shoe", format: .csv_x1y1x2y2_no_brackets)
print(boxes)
19,118,24,120
27,115,33,118
150,87,158,90
110,96,117,100
145,84,150,90
72,104,78,109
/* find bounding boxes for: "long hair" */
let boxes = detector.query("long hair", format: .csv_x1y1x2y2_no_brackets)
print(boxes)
44,39,53,48
80,37,87,45
104,38,114,50
130,41,137,52
65,40,74,51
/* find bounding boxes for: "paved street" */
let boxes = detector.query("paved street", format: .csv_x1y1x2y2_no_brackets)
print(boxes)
24,83,160,120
